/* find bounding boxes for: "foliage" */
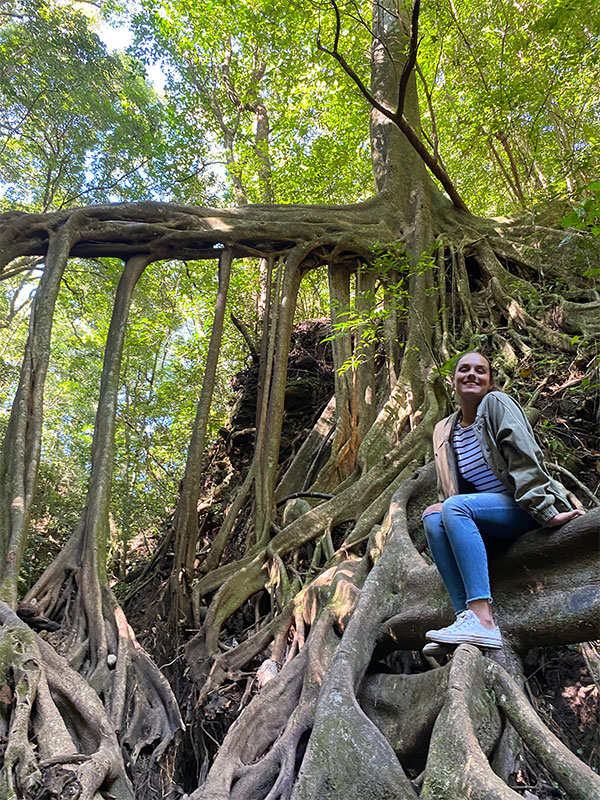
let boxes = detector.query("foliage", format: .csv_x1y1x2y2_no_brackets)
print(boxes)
561,181,600,237
0,0,167,210
416,0,600,215
128,0,373,205
20,462,82,593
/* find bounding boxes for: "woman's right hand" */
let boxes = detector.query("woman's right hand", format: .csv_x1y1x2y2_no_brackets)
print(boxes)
545,509,585,527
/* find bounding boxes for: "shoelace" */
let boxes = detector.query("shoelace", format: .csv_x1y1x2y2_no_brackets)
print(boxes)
452,611,473,628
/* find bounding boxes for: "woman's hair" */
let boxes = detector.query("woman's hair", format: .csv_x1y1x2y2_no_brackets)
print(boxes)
453,351,497,389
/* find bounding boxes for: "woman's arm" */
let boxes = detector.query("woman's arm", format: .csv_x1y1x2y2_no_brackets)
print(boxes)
483,393,573,525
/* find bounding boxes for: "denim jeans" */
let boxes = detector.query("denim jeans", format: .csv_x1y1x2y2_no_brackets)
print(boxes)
422,493,537,614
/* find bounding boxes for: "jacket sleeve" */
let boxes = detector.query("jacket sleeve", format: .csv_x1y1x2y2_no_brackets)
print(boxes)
484,393,568,524
432,417,453,502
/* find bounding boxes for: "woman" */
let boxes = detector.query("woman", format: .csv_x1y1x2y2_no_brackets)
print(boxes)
422,352,583,651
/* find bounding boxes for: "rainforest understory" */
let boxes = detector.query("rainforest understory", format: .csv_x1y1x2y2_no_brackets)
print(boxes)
1,1,599,799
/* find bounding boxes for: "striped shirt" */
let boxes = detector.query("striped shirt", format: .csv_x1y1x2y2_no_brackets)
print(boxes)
452,422,507,493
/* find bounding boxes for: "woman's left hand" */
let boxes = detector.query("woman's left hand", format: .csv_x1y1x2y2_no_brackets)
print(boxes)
545,509,586,527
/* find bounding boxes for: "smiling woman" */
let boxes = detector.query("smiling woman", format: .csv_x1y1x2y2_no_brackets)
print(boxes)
453,352,495,420
421,351,584,654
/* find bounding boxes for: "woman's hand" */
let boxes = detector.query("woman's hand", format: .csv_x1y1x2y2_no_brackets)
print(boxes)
545,509,585,527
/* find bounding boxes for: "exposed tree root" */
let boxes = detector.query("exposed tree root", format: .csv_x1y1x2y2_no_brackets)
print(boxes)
186,451,599,799
485,656,600,800
418,645,600,799
188,569,361,800
0,602,134,800
21,550,183,769
19,508,183,792
185,384,439,691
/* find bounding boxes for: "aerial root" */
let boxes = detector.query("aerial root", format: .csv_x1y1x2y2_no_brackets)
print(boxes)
285,469,440,800
0,613,42,797
437,234,595,360
189,639,310,798
186,456,405,689
421,645,600,800
14,563,183,795
0,603,135,800
36,638,135,799
22,542,184,768
191,556,362,699
485,658,600,800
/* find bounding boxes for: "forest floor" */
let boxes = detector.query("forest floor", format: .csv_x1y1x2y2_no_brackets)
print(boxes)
123,321,599,798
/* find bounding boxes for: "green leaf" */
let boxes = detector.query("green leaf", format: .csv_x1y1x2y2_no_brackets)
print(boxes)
559,211,582,228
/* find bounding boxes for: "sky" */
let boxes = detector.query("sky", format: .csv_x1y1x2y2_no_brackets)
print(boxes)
97,20,166,92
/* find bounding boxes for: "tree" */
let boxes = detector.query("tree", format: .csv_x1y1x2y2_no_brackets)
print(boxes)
416,0,600,214
0,1,599,798
0,0,168,212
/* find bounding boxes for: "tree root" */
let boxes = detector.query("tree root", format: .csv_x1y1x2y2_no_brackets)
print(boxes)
0,602,134,800
421,645,600,799
422,646,511,800
188,611,341,800
359,668,449,771
188,463,599,799
383,507,600,653
3,162,599,800
20,555,184,787
196,606,294,702
186,384,440,692
485,657,600,800
288,466,437,800
0,611,42,797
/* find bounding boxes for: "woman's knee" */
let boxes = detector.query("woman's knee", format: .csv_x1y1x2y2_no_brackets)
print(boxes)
442,495,472,519
422,502,443,517
422,506,445,543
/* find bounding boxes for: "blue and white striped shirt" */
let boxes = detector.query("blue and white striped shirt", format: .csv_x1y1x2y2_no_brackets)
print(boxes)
453,422,507,493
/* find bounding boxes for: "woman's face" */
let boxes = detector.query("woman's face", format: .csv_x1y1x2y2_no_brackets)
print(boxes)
453,353,491,403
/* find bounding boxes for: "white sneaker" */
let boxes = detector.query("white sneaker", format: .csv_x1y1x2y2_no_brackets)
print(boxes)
425,610,502,649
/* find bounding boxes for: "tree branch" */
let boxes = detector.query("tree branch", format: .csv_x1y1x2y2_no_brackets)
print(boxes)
231,312,259,360
396,0,420,119
318,0,469,212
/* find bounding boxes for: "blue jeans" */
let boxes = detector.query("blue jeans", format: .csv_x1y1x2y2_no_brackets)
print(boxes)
422,493,537,614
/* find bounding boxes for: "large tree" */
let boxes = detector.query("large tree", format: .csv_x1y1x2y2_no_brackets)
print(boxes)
0,1,599,798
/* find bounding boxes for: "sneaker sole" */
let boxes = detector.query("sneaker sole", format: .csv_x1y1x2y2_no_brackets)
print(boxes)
422,642,456,656
426,632,502,648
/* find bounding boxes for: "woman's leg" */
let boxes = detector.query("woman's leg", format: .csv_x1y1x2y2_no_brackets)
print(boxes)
422,510,467,614
424,493,538,648
440,492,537,625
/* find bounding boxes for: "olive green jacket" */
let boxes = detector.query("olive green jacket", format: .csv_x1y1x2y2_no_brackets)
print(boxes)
432,391,571,525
